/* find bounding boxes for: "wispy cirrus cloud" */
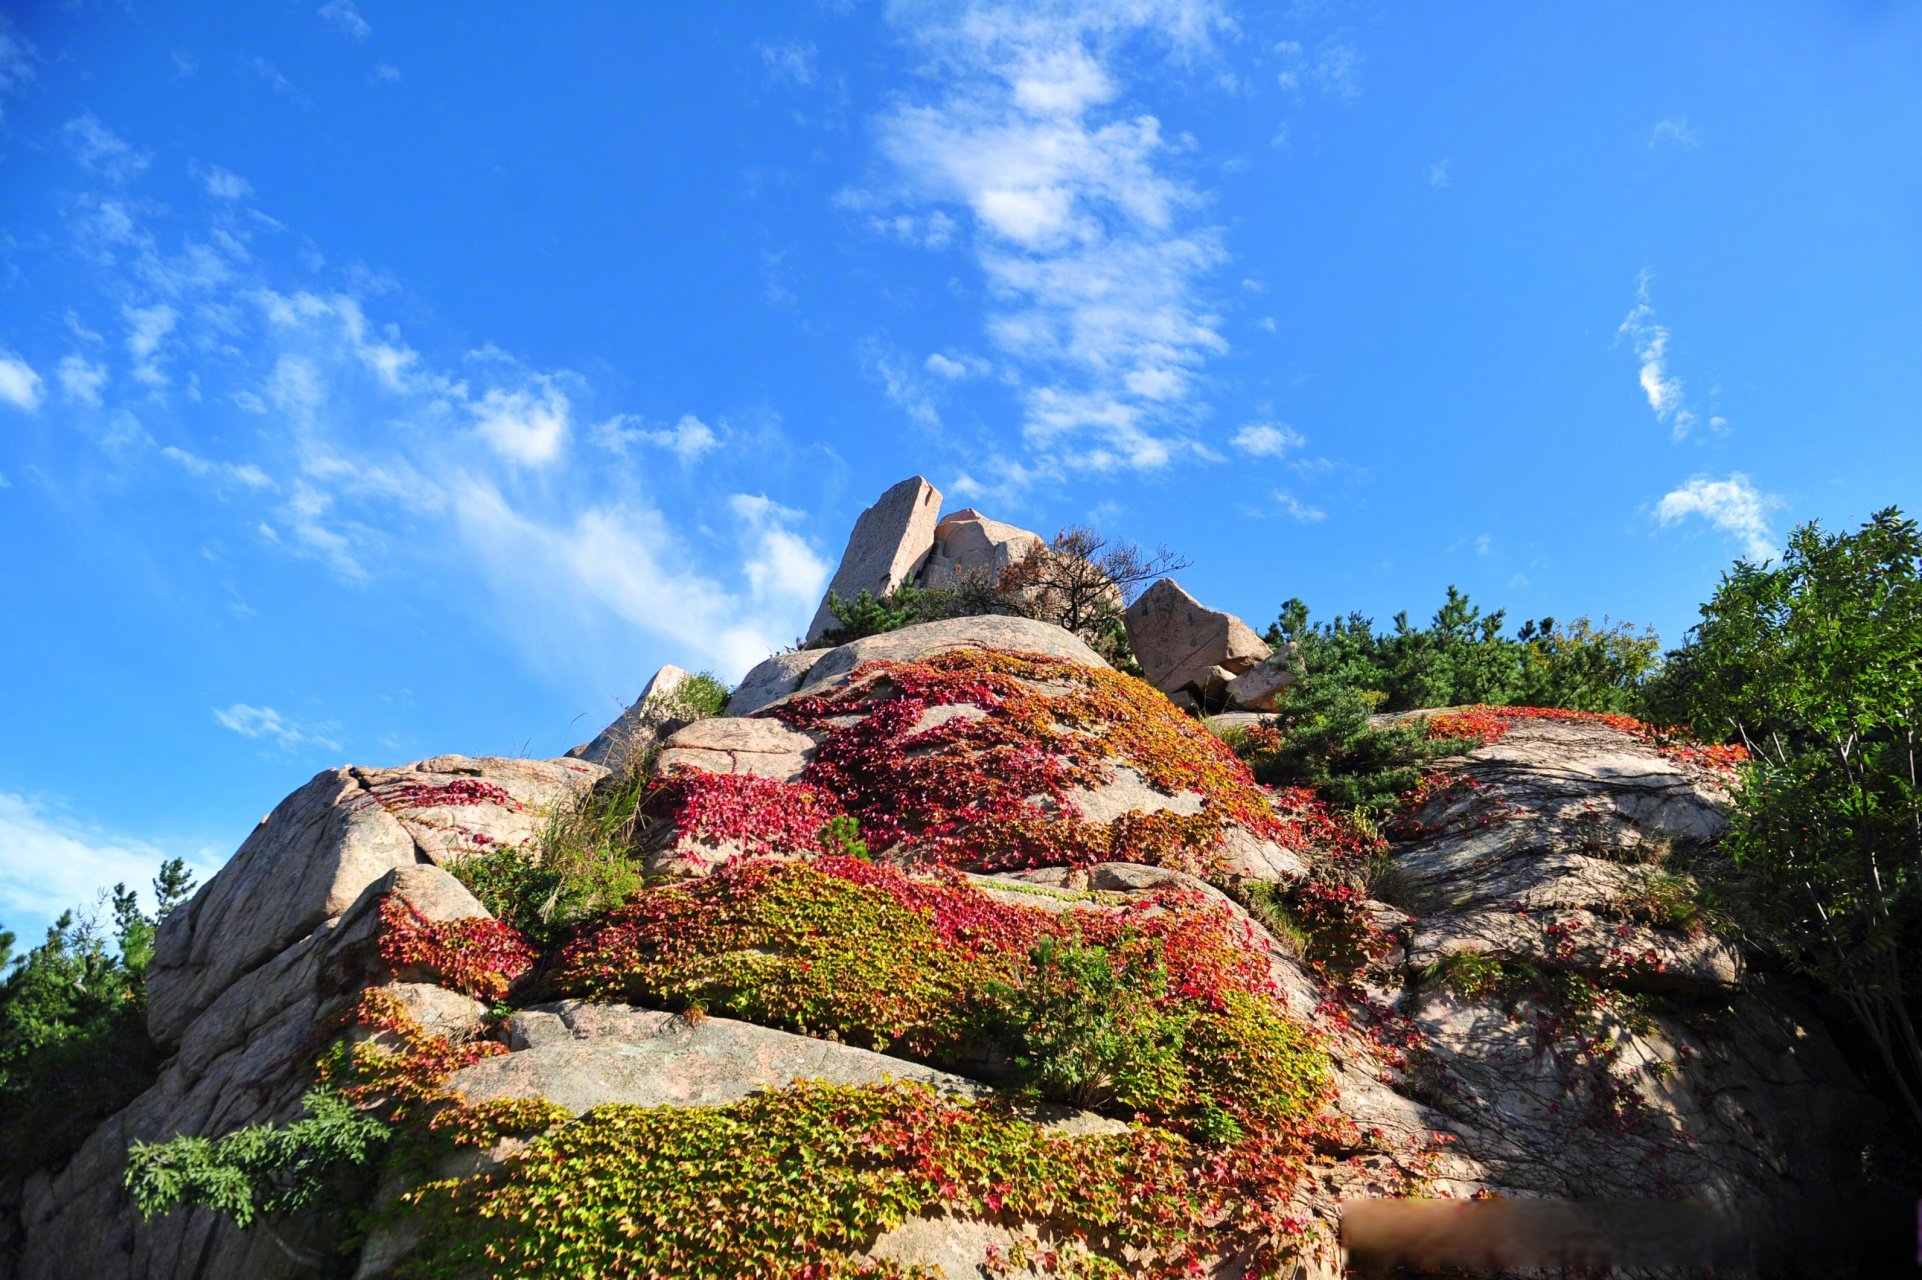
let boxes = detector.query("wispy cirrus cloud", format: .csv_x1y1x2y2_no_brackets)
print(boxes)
850,0,1236,473
43,118,830,680
63,113,151,183
1618,270,1703,440
1655,472,1782,561
318,1,372,39
214,703,341,751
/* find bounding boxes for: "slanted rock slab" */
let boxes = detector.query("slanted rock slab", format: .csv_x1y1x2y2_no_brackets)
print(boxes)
806,475,944,642
728,650,827,717
566,664,691,772
655,716,821,782
1123,578,1270,700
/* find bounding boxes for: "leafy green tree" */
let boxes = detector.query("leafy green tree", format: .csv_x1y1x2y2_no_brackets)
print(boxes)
0,859,196,1170
1656,508,1922,1126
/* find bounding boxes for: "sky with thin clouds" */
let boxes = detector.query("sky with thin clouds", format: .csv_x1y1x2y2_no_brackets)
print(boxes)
1,2,1919,937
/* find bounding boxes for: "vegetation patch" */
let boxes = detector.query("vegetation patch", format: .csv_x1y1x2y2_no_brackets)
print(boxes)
548,857,1329,1131
704,647,1291,876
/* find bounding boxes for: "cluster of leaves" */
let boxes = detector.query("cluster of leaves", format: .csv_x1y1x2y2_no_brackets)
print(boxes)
811,525,1184,672
766,647,1283,875
548,857,1329,1132
377,897,537,1002
125,1085,389,1268
393,1079,1335,1280
132,880,1350,1277
0,859,195,1173
1266,589,1661,715
1642,507,1922,1129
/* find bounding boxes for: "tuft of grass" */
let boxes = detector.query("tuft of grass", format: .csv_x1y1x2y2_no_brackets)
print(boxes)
450,774,653,951
1238,882,1310,960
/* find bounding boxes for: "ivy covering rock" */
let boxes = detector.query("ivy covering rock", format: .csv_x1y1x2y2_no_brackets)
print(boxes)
8,494,1919,1279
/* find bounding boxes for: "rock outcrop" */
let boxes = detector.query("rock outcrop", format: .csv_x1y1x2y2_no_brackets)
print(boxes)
564,664,690,772
8,622,1887,1280
805,475,944,642
916,508,1044,591
1124,578,1272,707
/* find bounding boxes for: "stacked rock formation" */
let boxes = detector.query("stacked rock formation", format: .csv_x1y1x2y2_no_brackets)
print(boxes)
795,476,1294,713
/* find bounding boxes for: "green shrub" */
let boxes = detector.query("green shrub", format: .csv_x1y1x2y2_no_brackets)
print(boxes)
1266,589,1659,714
449,775,650,950
987,936,1192,1115
126,1085,389,1266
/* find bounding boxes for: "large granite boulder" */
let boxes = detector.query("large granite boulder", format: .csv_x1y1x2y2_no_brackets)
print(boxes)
727,650,826,717
794,613,1106,697
1123,578,1271,705
805,476,944,642
147,755,602,1046
653,716,821,783
1364,712,1882,1210
915,508,1044,590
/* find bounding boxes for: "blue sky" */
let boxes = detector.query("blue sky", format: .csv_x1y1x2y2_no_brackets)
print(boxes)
2,1,1918,937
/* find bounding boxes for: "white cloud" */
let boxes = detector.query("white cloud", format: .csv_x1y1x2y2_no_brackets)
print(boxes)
1274,38,1362,100
203,166,254,200
162,445,275,490
1273,489,1324,523
1428,158,1450,188
925,352,968,379
1618,270,1695,439
214,703,340,751
0,354,43,411
0,19,36,120
1232,421,1303,457
1650,117,1699,148
63,114,151,183
470,380,571,466
0,792,218,937
756,40,817,86
594,413,720,463
373,63,402,83
1655,472,1782,561
124,304,180,386
859,1,1236,471
245,56,296,96
318,1,372,38
1475,534,1492,555
171,50,199,79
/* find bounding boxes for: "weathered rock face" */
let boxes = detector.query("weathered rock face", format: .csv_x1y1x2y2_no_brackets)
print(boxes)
793,613,1107,698
565,663,690,772
915,508,1045,591
1123,578,1271,703
1359,713,1881,1211
644,617,1305,888
654,716,820,783
805,475,944,642
147,755,602,1046
13,635,1887,1279
727,649,826,717
1224,650,1297,712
